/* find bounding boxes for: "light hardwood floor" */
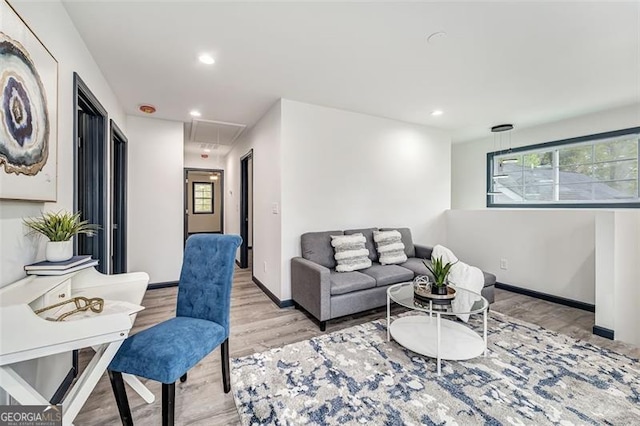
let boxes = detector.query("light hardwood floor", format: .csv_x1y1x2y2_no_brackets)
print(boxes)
73,264,639,425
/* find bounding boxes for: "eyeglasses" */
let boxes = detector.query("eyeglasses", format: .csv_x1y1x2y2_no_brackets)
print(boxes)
34,296,104,321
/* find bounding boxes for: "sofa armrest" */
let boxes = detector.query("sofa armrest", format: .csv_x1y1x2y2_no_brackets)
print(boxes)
414,244,433,259
291,257,332,321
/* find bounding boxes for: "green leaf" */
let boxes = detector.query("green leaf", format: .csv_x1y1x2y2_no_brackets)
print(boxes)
23,210,101,242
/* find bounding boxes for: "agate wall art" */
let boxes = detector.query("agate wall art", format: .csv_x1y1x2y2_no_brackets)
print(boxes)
0,0,58,201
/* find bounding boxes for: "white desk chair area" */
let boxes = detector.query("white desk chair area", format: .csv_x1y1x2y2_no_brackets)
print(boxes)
0,267,150,426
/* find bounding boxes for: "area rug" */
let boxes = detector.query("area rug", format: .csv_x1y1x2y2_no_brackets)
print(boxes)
231,312,640,425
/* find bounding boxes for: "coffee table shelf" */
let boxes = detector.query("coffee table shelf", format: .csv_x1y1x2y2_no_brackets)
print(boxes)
386,282,488,375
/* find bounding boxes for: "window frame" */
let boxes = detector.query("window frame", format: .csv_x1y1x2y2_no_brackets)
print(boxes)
486,126,640,208
192,181,214,214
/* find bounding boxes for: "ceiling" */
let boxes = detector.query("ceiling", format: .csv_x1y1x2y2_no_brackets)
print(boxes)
183,118,246,156
62,1,639,145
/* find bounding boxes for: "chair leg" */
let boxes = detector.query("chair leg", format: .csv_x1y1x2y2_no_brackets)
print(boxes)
162,382,175,426
180,373,187,383
108,371,133,426
221,338,230,393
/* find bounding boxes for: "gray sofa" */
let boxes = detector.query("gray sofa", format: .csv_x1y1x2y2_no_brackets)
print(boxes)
291,227,496,330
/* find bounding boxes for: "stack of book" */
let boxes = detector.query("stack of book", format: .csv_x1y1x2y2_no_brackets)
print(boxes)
24,255,99,276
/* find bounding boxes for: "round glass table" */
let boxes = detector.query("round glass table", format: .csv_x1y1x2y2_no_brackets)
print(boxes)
386,282,489,375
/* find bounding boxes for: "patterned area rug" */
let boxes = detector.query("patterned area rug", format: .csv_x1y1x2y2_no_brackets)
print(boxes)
231,312,640,425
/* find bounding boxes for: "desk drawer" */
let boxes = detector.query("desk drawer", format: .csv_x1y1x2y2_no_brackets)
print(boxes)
43,279,72,306
30,279,72,311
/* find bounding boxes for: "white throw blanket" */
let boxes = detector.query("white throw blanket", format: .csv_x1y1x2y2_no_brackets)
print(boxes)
431,245,484,322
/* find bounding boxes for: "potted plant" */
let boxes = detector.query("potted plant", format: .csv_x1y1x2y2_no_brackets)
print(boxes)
23,211,100,262
424,257,456,295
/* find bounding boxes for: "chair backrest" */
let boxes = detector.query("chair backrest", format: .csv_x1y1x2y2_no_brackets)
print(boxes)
176,234,242,334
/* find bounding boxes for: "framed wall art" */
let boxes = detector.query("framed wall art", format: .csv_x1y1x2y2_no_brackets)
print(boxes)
0,0,58,201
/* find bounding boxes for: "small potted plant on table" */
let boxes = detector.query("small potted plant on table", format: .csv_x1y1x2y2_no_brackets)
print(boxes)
23,211,100,262
425,257,456,295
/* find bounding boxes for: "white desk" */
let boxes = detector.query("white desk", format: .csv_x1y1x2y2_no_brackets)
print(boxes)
0,268,149,426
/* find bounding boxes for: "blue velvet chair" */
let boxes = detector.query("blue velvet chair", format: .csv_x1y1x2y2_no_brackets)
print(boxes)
108,234,242,426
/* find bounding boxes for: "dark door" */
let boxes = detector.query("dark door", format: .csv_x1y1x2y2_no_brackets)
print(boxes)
74,74,108,273
239,151,252,269
111,121,127,274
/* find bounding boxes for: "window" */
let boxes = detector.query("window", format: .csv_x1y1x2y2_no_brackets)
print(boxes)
193,182,214,214
487,127,640,207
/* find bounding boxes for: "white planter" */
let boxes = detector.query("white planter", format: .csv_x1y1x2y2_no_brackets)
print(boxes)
46,240,73,262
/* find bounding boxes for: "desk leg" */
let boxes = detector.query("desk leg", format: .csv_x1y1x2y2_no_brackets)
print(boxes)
386,292,390,342
122,374,155,403
436,313,441,376
91,345,154,404
483,308,488,357
0,366,50,405
62,340,124,425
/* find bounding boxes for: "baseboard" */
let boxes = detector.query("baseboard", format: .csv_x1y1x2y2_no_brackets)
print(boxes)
252,275,293,308
147,281,179,290
592,325,615,340
50,366,75,404
495,282,595,312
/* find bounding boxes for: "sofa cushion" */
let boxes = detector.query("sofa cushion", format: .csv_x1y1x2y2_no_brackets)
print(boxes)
373,230,408,265
380,227,415,258
301,230,343,269
331,234,372,272
483,271,497,286
400,257,434,280
344,228,378,262
361,263,414,287
329,271,376,295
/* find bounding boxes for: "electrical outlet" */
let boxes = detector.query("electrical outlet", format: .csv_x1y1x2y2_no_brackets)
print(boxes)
263,261,267,272
500,258,508,270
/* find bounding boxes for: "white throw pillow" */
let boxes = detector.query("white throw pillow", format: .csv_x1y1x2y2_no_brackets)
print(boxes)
373,230,407,265
330,233,372,272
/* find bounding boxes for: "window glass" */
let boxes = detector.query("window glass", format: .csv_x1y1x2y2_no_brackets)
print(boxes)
193,182,214,213
488,128,640,206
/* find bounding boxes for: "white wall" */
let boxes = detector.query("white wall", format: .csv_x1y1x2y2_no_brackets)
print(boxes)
0,0,126,287
594,212,615,330
446,209,597,304
0,0,126,403
280,100,451,300
128,116,184,284
447,104,639,305
595,211,640,345
225,101,282,296
452,103,640,210
184,151,226,170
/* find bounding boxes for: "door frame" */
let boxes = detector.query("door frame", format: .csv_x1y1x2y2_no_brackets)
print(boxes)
183,168,225,244
239,150,253,269
73,72,109,273
110,120,127,274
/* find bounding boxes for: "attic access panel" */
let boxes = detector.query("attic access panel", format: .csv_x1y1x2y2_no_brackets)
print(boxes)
188,119,246,146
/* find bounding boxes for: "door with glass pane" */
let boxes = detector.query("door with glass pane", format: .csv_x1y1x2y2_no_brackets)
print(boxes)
184,169,224,243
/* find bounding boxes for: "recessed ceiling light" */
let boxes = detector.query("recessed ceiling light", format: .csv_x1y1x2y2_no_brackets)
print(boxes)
431,110,443,116
190,110,201,117
198,54,215,65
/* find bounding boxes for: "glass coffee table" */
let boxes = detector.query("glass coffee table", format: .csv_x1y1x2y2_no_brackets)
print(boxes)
386,282,489,375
